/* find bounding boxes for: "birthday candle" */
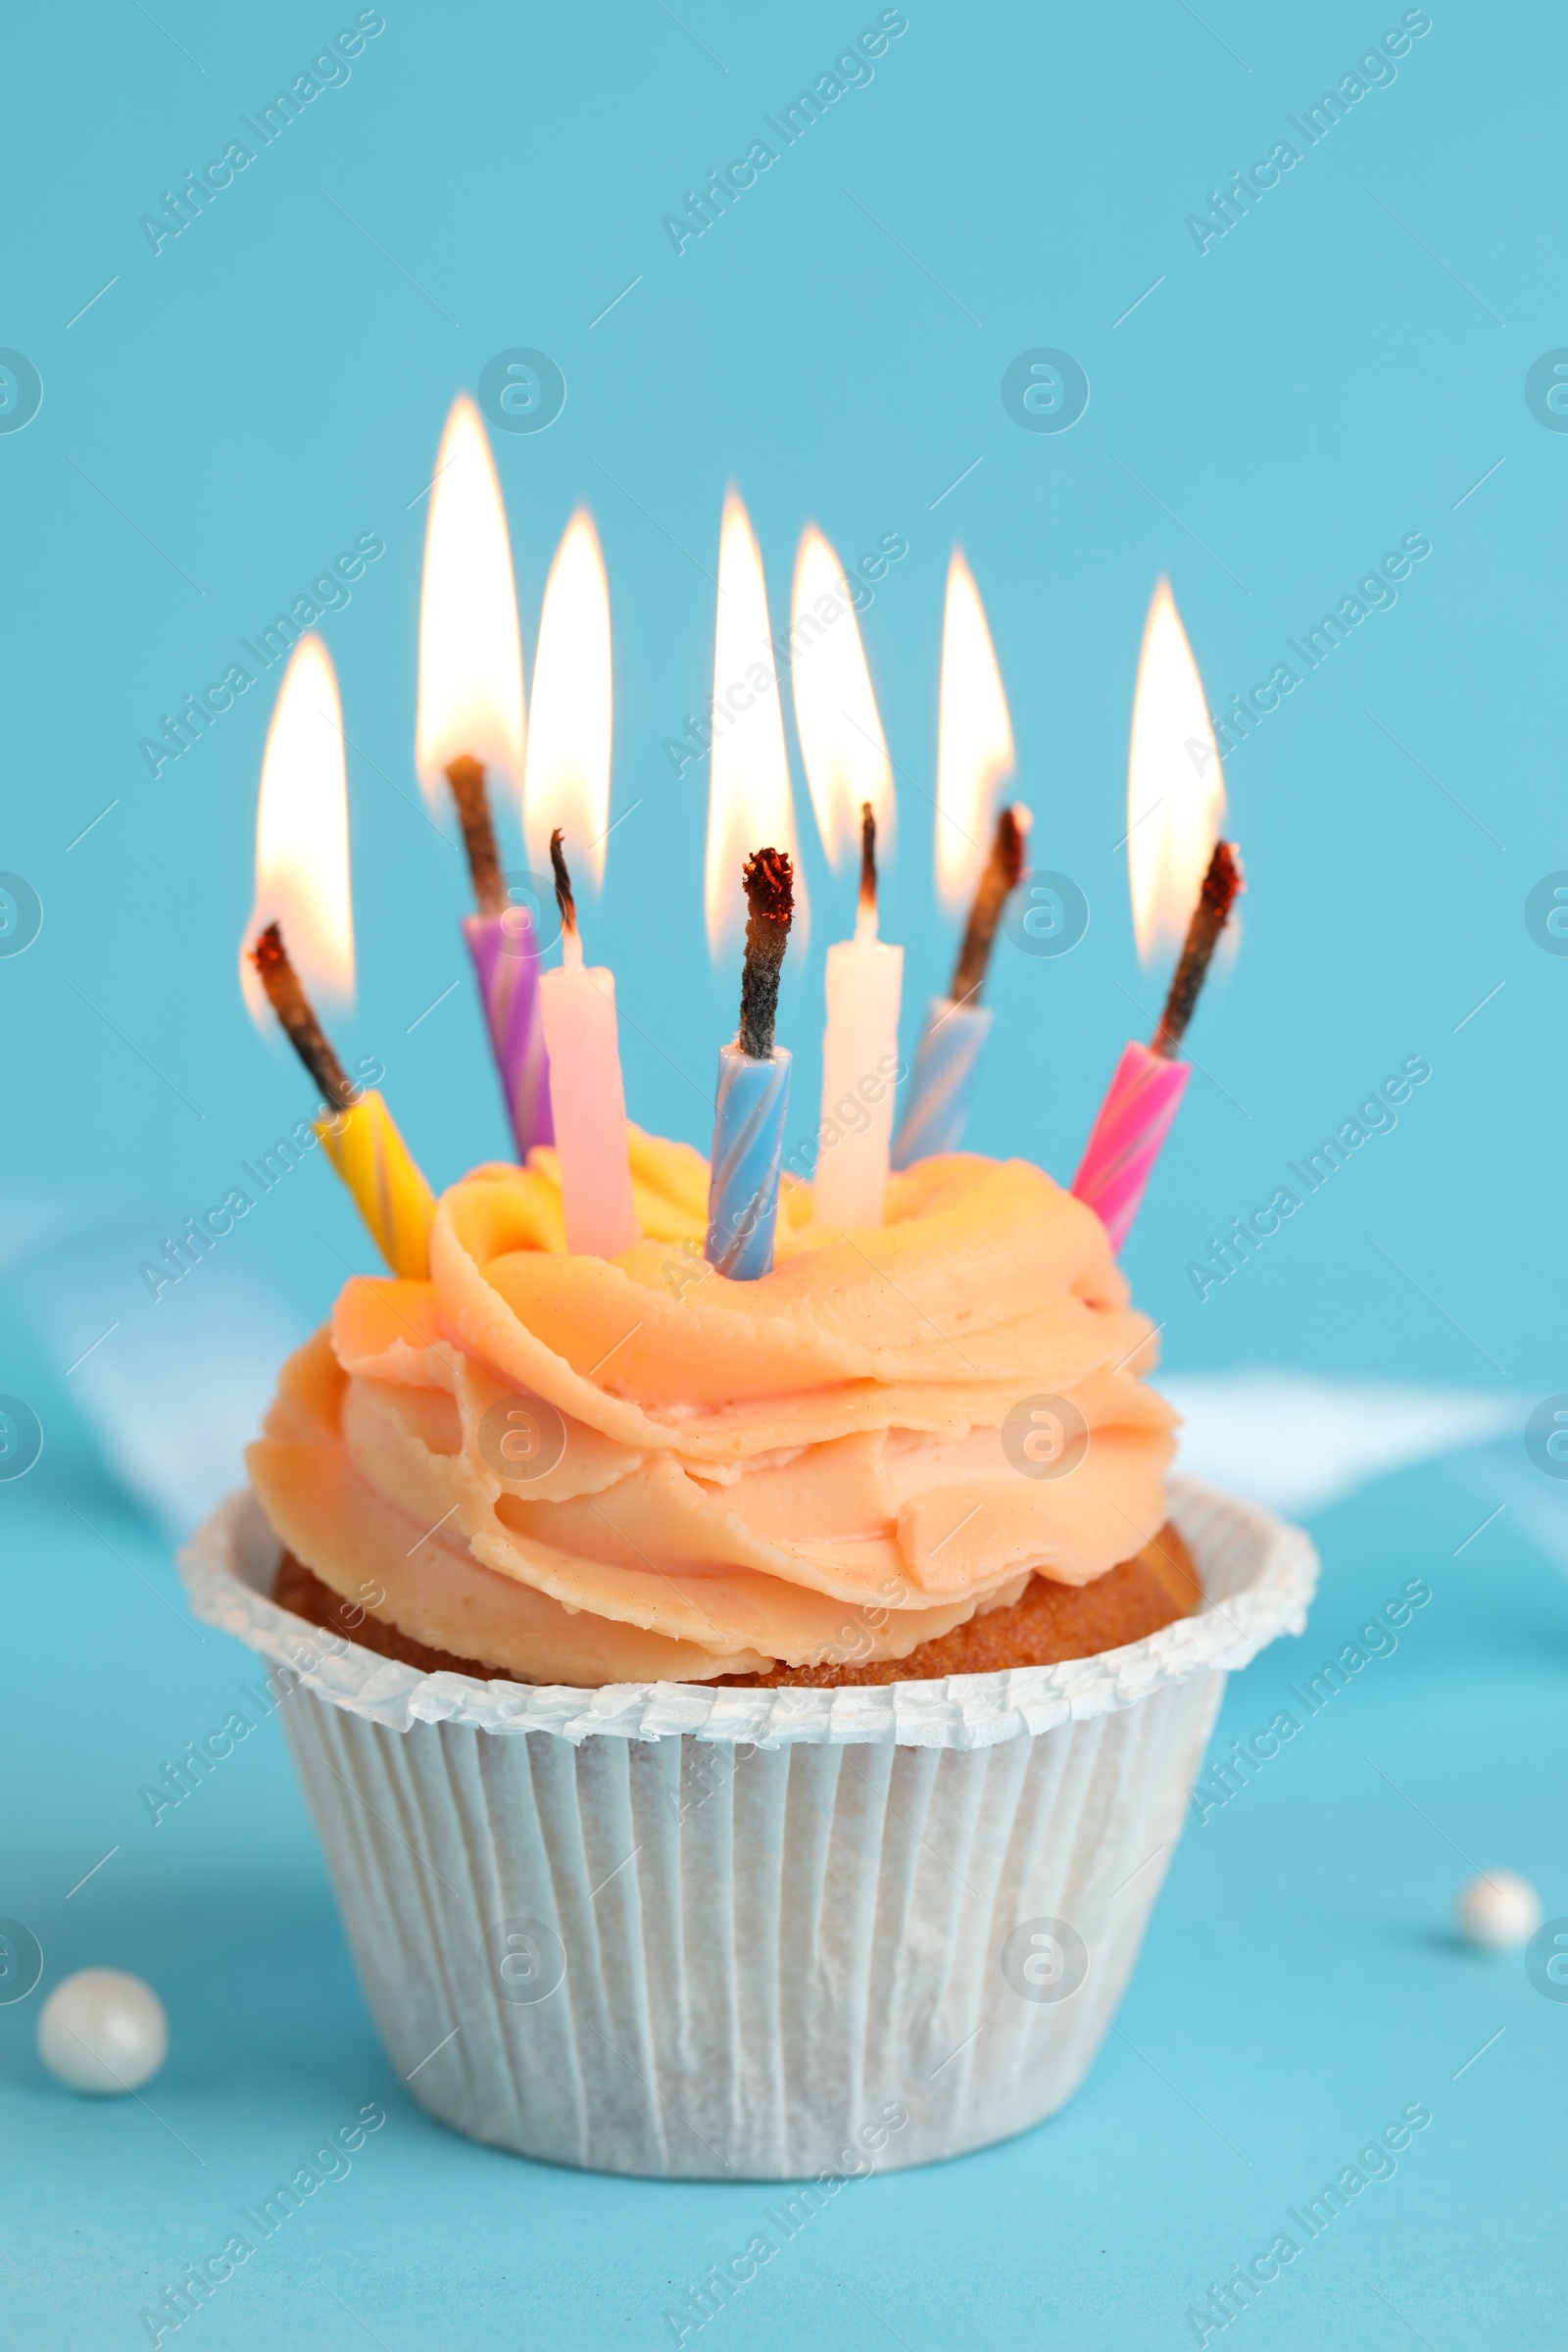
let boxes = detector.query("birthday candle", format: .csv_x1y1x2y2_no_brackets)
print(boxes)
243,638,437,1277
538,834,639,1258
789,526,901,1228
517,513,635,1258
1072,842,1242,1250
815,808,903,1229
706,849,795,1278
460,899,553,1157
892,807,1027,1167
416,395,552,1157
1071,582,1237,1251
252,925,436,1278
704,493,809,957
891,552,1018,1168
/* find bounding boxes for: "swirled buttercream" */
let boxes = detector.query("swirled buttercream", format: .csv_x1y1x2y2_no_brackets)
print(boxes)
248,1130,1176,1683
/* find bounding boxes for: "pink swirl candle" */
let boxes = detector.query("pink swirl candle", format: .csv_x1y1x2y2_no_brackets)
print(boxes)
1070,1043,1190,1250
1072,841,1242,1251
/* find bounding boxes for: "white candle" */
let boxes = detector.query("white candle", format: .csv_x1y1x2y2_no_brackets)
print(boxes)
814,899,903,1230
540,924,640,1256
788,529,901,1233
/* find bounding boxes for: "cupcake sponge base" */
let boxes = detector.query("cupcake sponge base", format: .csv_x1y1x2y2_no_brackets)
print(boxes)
273,1527,1200,1689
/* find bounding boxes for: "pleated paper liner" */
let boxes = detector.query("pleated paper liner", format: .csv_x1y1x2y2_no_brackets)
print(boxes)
179,1476,1316,2178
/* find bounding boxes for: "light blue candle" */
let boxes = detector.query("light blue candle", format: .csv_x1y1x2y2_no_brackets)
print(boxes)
890,997,992,1168
706,1042,792,1278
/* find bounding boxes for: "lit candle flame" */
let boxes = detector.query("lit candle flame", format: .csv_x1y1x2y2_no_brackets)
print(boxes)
523,510,612,888
241,634,353,1025
415,394,526,806
791,524,893,894
935,551,1014,915
1127,579,1224,965
705,489,807,963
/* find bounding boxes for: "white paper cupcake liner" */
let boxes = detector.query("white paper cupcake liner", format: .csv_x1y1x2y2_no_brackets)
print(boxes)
178,1478,1315,2178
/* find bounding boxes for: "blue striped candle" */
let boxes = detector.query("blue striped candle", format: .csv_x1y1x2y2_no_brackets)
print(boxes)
706,1042,792,1279
890,998,992,1168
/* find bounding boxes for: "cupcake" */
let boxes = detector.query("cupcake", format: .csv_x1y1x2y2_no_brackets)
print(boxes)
182,1132,1314,2178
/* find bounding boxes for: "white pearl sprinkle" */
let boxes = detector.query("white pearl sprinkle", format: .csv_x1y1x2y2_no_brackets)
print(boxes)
37,1969,168,2094
1455,1871,1543,1952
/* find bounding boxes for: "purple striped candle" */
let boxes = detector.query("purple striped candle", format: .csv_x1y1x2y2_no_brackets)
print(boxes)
463,907,553,1158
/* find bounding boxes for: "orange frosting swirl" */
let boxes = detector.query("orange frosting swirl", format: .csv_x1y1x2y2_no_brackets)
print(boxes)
248,1131,1175,1684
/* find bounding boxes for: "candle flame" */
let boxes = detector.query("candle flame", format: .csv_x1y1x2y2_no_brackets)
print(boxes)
1127,579,1224,964
935,552,1013,914
705,489,807,962
241,634,354,1024
415,394,526,806
791,524,894,883
523,510,612,886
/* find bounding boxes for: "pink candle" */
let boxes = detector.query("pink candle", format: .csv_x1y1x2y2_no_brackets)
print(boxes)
1071,1043,1190,1250
1073,840,1242,1251
539,834,639,1258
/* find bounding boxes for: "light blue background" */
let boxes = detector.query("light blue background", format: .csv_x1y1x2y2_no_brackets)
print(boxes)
2,2,1563,2343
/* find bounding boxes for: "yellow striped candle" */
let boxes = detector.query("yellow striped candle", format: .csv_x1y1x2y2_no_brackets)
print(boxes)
245,643,439,1282
316,1092,436,1279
